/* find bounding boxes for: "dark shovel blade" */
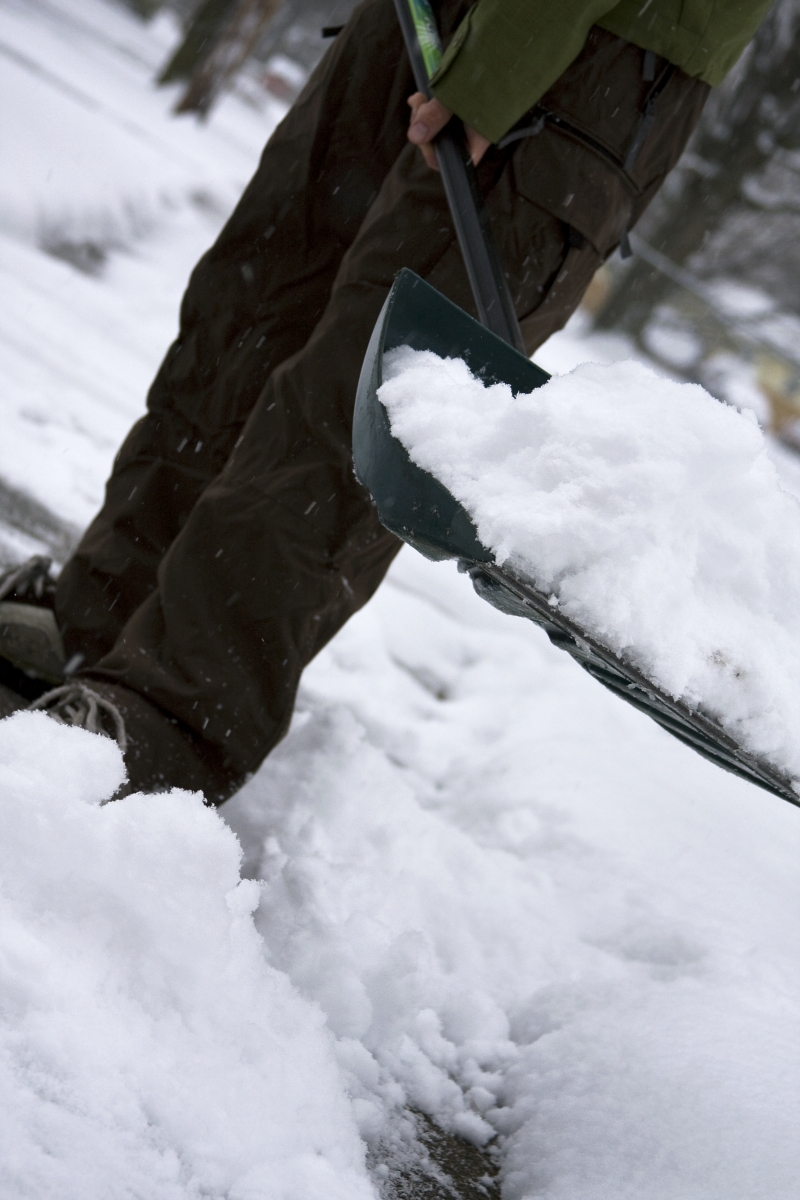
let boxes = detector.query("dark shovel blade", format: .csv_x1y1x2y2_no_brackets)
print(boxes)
352,270,799,808
352,268,548,562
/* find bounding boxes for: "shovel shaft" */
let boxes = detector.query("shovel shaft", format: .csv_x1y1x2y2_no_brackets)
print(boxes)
394,0,525,353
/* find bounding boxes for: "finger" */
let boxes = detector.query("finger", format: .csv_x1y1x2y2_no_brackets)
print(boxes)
407,97,451,145
406,91,428,131
421,143,439,171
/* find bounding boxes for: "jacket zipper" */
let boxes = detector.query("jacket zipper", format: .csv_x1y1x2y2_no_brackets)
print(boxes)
498,64,676,188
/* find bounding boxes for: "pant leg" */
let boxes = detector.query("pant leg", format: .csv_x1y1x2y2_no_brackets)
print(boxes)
55,0,443,668
79,25,707,801
75,149,601,793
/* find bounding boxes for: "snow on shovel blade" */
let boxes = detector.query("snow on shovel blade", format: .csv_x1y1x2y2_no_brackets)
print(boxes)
352,270,799,808
353,269,546,562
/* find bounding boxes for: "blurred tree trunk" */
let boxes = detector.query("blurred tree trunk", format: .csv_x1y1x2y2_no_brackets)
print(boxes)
124,0,165,17
158,0,239,84
596,0,800,335
159,0,284,116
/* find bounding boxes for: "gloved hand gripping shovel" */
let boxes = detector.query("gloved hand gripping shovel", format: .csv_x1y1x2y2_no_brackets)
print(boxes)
351,0,798,808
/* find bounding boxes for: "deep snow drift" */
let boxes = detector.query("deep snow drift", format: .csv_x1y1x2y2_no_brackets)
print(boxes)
380,348,800,784
0,713,371,1200
2,2,800,1198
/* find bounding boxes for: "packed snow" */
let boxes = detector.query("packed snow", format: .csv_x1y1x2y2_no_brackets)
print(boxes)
1,2,799,1198
379,348,800,783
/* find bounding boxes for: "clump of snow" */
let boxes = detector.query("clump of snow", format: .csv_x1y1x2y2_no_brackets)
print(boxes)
379,349,800,782
0,712,372,1200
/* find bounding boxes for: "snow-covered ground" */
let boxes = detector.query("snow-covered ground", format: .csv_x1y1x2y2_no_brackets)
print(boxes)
1,3,798,1198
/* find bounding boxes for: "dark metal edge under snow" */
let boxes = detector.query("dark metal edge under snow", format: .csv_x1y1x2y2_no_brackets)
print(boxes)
353,269,799,809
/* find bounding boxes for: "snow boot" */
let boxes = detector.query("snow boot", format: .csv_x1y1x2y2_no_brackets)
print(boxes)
0,603,65,684
0,557,67,716
32,678,242,804
0,555,58,609
30,681,127,748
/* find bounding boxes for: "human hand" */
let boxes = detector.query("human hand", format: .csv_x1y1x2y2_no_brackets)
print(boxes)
407,92,491,170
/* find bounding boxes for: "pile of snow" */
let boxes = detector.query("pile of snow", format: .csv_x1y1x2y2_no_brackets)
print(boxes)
0,712,371,1200
3,575,799,1200
379,349,800,782
228,568,800,1200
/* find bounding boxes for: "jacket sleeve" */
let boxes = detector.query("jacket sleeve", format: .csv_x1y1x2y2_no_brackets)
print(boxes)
430,0,624,143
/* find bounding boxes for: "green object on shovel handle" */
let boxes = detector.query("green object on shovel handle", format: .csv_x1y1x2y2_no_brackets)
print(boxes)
393,0,524,353
406,0,443,78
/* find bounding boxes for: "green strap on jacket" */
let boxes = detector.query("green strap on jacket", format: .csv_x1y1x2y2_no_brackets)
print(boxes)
430,0,773,144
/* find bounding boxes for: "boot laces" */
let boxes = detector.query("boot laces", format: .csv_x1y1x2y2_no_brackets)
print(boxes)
0,555,56,603
30,682,128,753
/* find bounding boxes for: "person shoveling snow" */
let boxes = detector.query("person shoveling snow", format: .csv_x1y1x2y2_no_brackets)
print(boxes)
0,0,775,806
0,1,795,1196
377,347,800,791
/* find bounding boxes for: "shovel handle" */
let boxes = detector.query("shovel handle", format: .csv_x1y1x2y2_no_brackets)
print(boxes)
394,0,525,354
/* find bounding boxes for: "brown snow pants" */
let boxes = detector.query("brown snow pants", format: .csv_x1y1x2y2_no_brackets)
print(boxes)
54,0,709,802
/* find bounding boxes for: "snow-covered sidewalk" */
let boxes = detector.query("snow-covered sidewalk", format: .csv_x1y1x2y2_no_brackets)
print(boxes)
1,3,798,1198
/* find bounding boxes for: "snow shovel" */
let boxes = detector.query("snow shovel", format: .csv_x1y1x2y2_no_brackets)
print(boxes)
351,7,799,808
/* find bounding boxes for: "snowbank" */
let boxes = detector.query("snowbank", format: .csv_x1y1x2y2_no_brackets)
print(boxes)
0,712,372,1200
2,590,798,1200
379,349,800,783
228,596,800,1200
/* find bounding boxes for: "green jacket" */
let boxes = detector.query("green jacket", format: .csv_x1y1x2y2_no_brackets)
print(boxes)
430,0,773,143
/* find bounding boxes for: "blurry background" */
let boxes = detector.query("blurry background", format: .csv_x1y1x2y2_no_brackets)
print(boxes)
590,0,800,452
140,0,358,114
